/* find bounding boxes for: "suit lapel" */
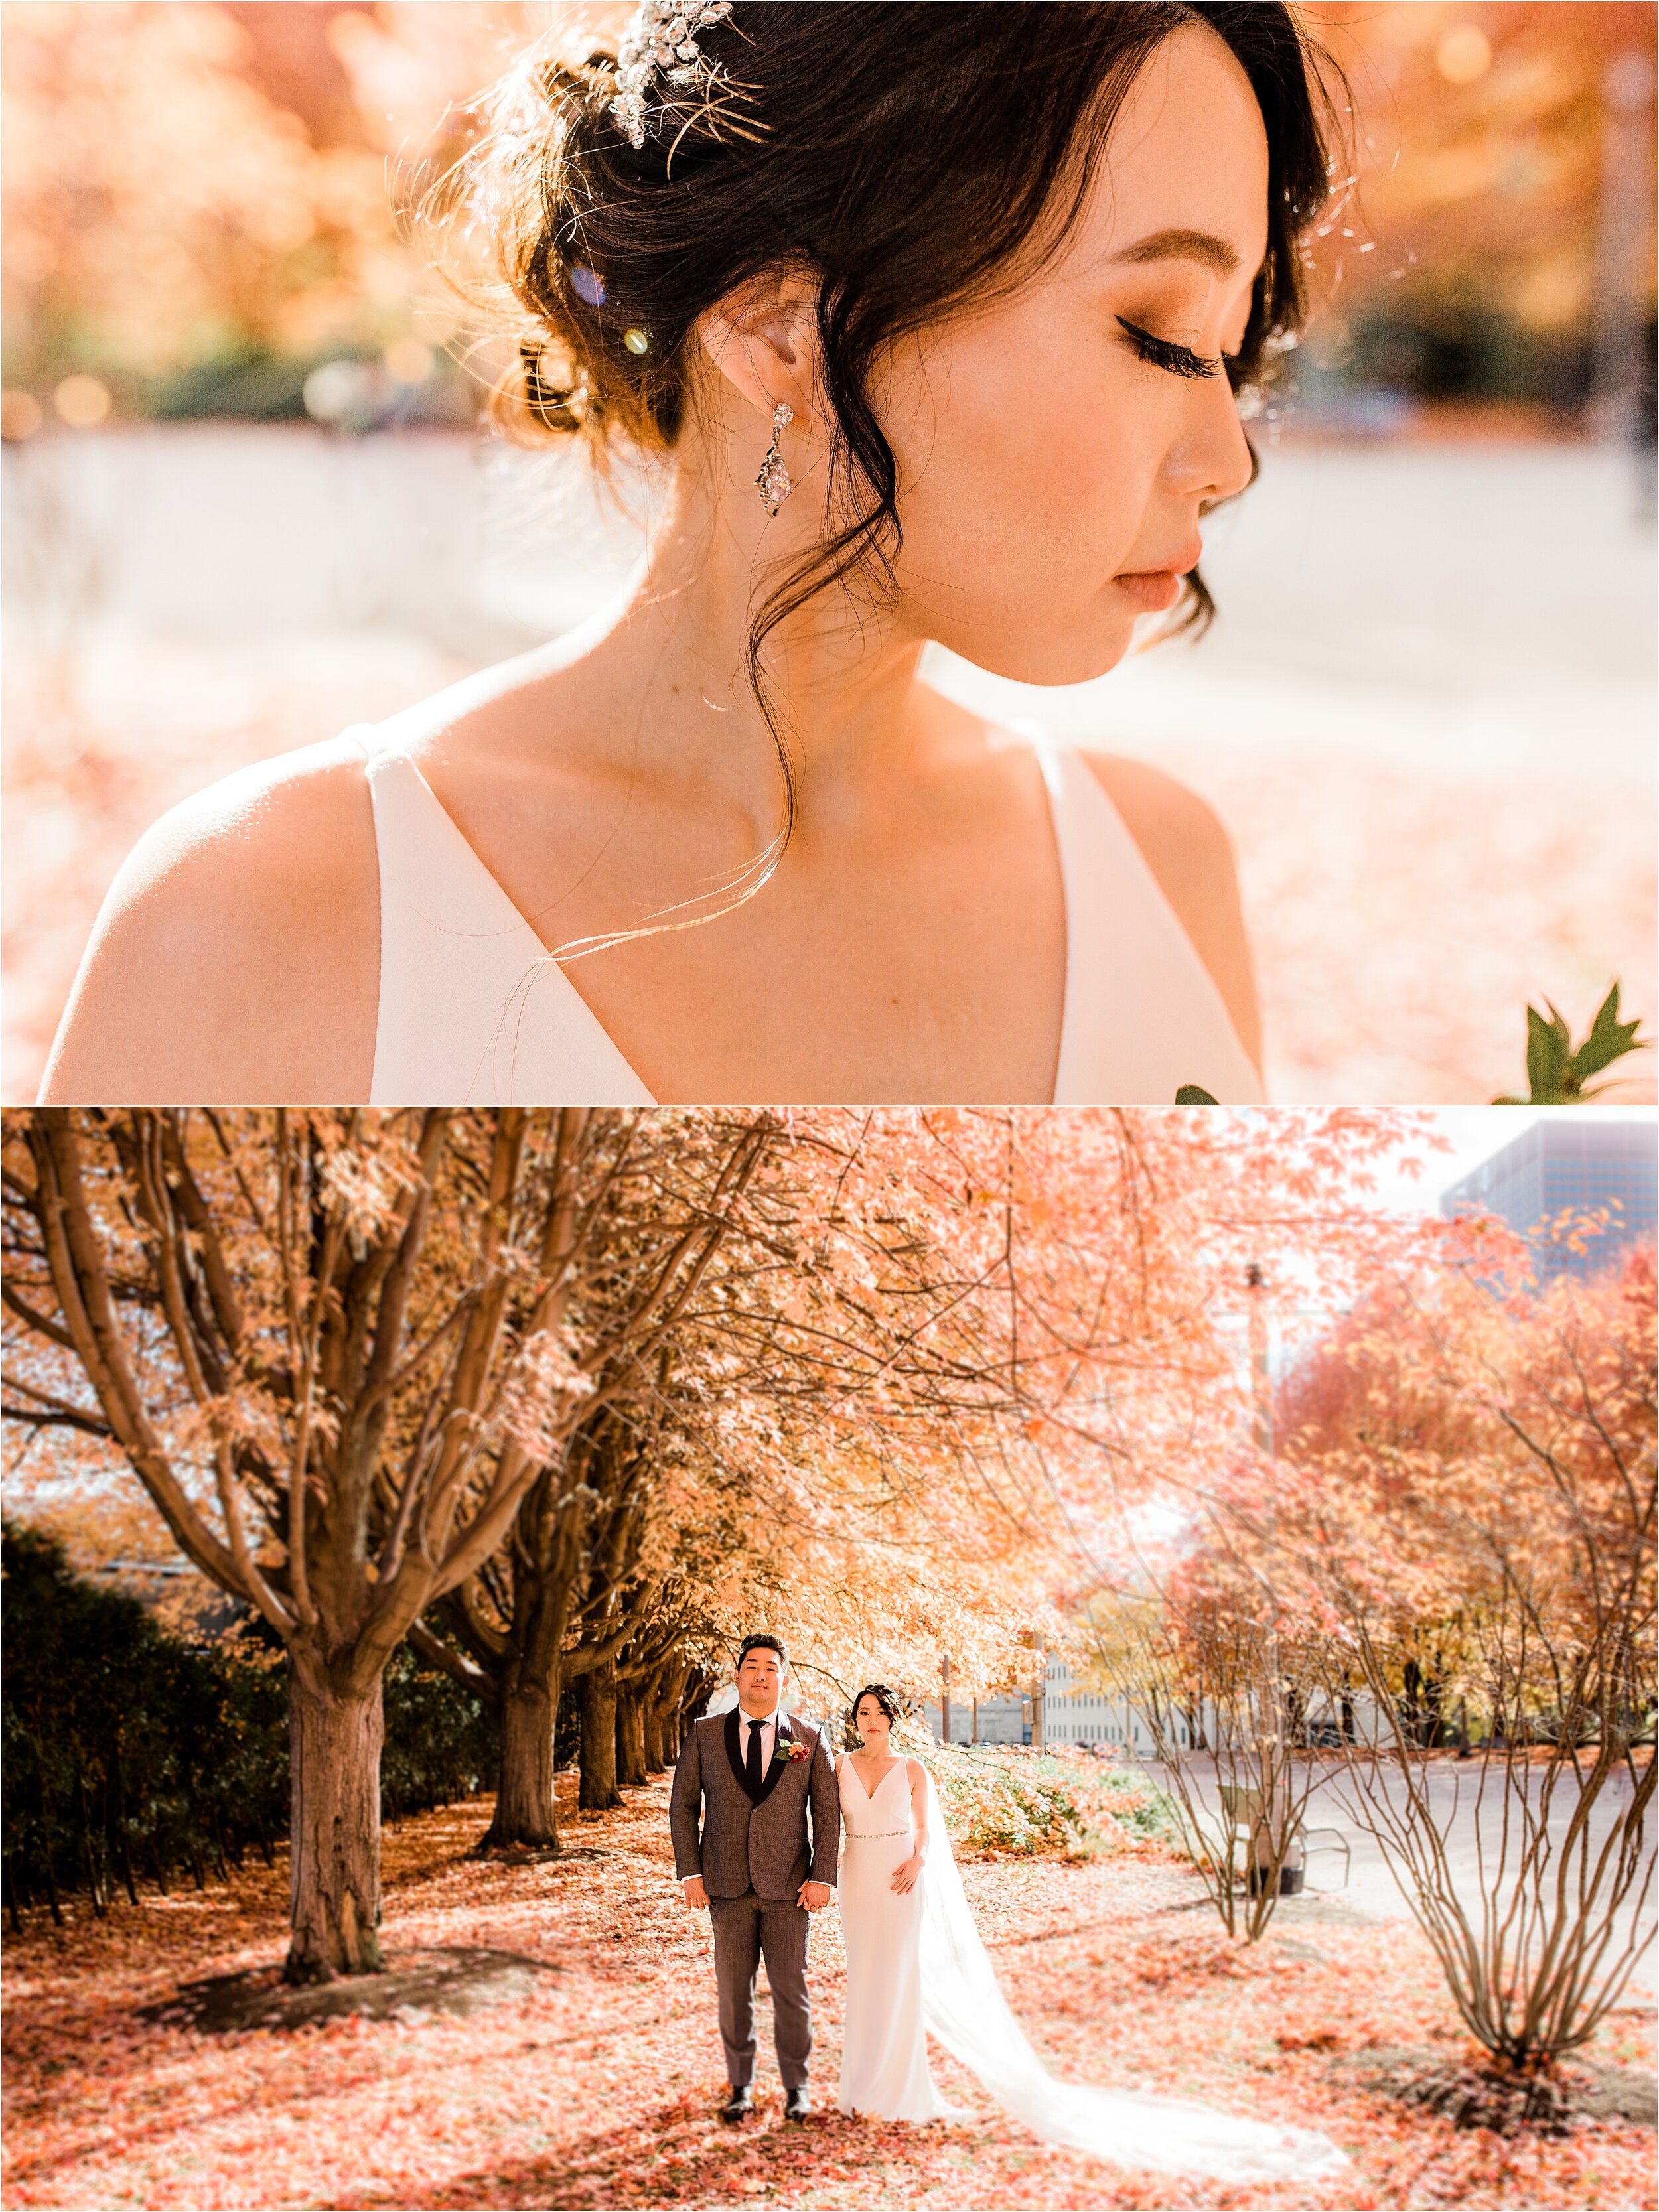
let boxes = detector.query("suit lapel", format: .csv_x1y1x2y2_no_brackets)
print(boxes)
723,1707,758,1802
753,1714,805,1808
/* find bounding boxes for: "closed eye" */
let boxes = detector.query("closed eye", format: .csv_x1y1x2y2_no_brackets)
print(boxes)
1117,317,1224,381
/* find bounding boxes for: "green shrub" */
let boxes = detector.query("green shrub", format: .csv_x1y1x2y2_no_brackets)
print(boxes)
381,1649,496,1821
895,1731,1183,1859
1,1521,496,1923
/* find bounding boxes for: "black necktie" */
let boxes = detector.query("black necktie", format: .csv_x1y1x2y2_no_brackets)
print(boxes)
746,1718,766,1795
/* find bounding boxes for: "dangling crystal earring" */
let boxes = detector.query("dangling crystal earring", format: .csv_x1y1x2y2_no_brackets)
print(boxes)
756,402,794,514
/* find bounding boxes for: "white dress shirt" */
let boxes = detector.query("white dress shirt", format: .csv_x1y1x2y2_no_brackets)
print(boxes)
737,1703,782,1777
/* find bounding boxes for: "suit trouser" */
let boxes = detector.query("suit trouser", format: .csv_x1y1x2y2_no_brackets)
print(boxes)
709,1890,812,2089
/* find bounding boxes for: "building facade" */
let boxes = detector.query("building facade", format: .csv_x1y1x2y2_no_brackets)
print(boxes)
1035,1655,1172,1750
928,1656,1381,1753
926,1657,1195,1754
1441,1117,1656,1282
924,1690,1026,1745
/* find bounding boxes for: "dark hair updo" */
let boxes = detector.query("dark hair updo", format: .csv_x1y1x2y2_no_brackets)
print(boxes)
441,3,1335,831
851,1683,902,1736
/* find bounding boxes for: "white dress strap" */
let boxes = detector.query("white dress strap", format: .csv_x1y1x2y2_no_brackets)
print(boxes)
1023,728,1264,1106
361,734,654,1106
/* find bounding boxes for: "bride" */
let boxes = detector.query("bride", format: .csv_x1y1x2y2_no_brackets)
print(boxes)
42,3,1334,1109
835,1685,1348,2182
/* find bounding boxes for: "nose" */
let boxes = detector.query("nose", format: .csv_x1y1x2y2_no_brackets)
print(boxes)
1167,382,1255,507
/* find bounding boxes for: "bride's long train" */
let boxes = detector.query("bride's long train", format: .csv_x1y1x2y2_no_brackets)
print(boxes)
915,1771,1350,2183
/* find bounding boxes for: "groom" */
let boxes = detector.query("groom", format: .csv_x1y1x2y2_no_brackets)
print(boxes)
671,1633,839,2123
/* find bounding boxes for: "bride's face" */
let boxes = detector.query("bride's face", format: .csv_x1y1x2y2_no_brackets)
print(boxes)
855,1697,892,1748
879,22,1269,685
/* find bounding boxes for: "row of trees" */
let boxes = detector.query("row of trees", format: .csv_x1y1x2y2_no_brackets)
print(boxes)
2,1105,1419,1981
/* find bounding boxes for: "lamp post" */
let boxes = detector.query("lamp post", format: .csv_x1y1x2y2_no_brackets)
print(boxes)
940,1655,952,1747
1245,1261,1273,1456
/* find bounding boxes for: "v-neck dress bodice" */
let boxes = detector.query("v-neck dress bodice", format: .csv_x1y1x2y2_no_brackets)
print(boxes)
839,1758,914,1838
358,722,1263,1107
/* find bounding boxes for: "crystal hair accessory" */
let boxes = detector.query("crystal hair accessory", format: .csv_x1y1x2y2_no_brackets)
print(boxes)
756,401,793,514
610,2,733,152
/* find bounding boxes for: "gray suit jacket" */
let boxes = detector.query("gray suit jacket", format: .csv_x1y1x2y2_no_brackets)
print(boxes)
671,1710,839,1901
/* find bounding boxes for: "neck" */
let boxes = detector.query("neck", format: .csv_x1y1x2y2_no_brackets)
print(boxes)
738,1695,778,1719
585,443,938,839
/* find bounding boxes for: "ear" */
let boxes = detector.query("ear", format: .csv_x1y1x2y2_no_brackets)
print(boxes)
699,265,819,426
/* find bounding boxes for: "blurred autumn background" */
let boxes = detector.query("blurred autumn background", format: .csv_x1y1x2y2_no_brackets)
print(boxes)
2,0,1656,1103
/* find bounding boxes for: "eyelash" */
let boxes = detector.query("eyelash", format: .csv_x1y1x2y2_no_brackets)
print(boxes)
1117,317,1224,381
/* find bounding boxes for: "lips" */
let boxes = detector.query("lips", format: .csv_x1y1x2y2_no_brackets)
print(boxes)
1112,543,1202,615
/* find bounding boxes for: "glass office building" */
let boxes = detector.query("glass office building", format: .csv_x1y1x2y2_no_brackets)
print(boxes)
1441,1119,1657,1282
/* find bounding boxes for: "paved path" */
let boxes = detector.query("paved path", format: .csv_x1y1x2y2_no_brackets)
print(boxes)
1139,1750,1657,2011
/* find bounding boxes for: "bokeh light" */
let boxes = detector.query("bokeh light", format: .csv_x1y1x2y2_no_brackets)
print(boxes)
1435,23,1495,85
0,390,44,442
52,374,112,429
301,358,373,425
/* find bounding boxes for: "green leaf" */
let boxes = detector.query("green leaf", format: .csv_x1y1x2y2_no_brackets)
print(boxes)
1500,982,1652,1103
1569,983,1645,1080
1525,1003,1573,1101
1174,1085,1220,1105
1587,981,1624,1042
1571,1022,1643,1081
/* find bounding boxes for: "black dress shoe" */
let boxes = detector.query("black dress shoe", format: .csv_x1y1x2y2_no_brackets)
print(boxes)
720,2085,754,2124
784,2087,810,2122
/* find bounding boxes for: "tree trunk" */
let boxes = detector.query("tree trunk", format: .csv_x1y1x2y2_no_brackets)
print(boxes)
645,1660,689,1773
642,1695,668,1774
112,1748,141,1905
286,1671,384,1984
577,1665,621,1811
484,1676,561,1848
615,1683,649,1787
676,1673,709,1756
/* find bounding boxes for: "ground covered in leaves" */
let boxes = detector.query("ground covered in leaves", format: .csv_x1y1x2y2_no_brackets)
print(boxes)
3,1777,1652,2211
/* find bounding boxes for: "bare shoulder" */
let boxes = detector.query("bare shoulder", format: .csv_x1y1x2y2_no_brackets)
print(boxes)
40,735,379,1105
906,1758,926,1783
1079,750,1262,1073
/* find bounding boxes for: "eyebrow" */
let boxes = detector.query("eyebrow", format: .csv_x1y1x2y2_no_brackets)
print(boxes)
1109,228,1241,277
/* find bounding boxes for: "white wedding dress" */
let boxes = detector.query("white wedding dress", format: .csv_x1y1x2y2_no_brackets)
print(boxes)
834,1754,1349,2183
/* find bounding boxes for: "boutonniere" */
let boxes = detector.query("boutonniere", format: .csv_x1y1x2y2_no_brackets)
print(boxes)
773,1738,811,1764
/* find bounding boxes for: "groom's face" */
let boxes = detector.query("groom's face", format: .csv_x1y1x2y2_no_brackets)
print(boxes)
735,1646,784,1714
